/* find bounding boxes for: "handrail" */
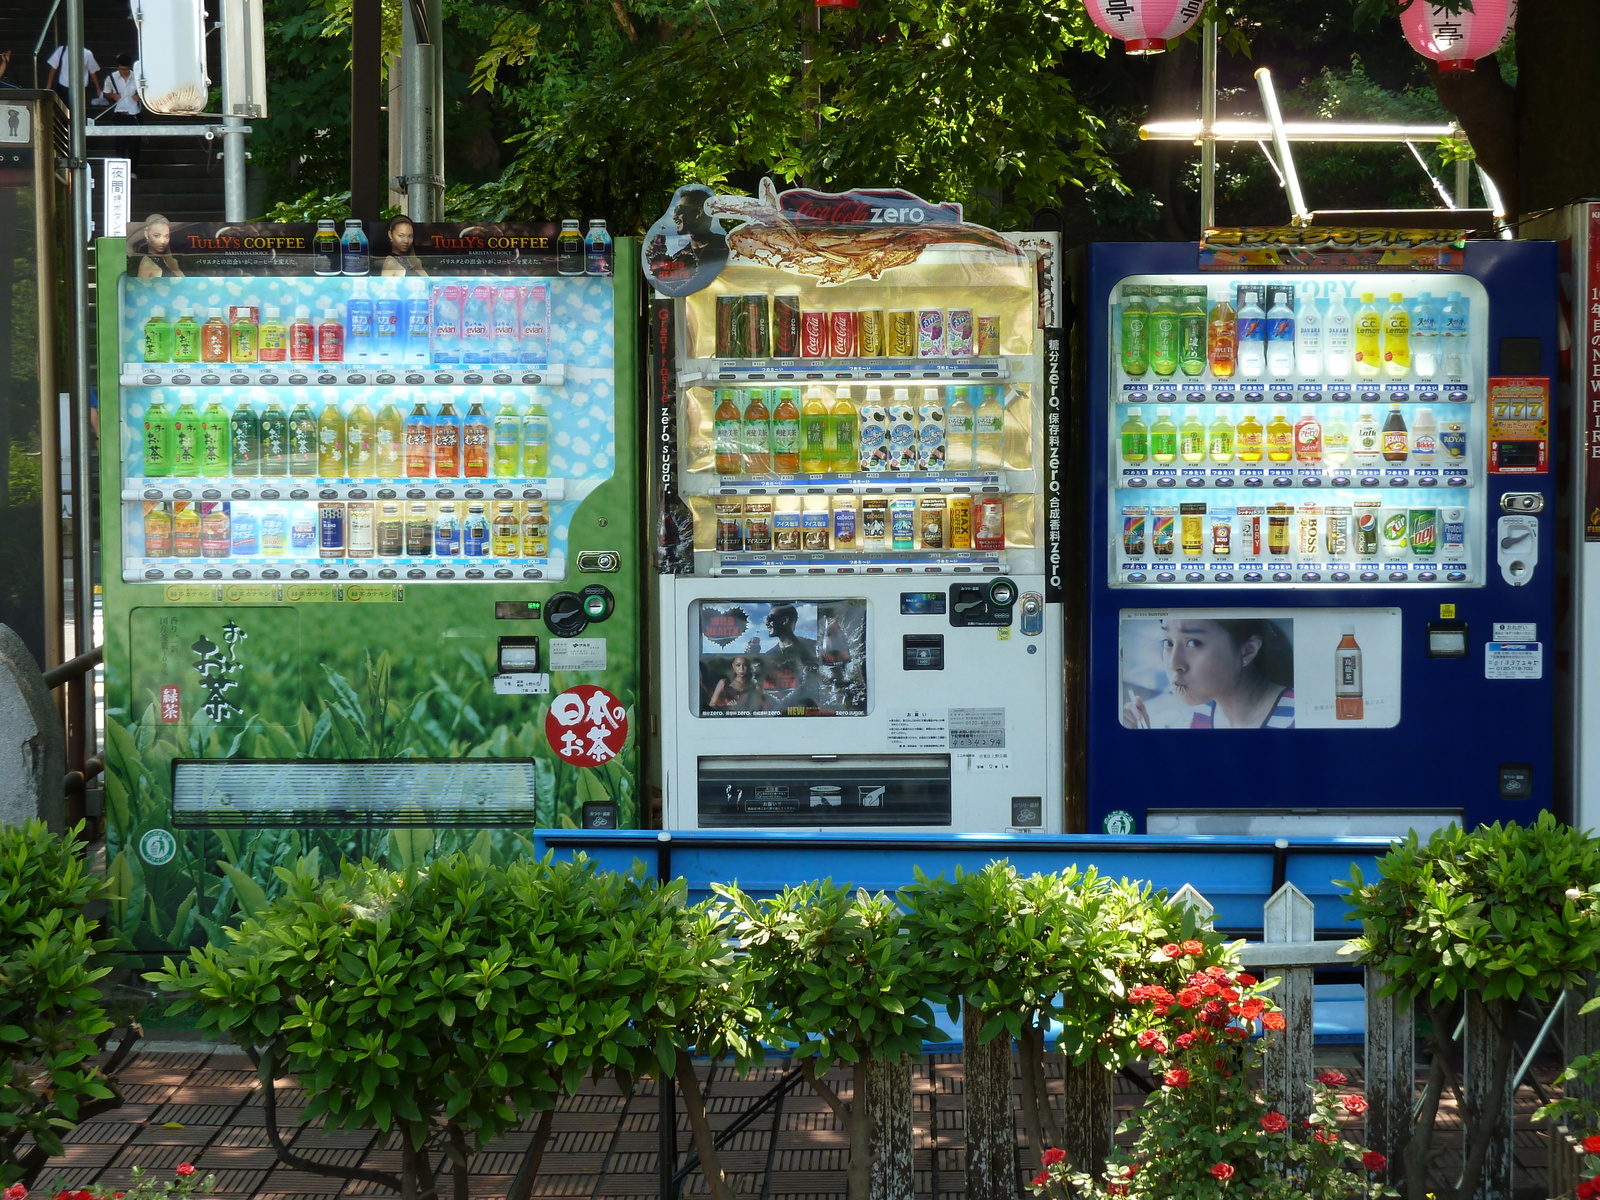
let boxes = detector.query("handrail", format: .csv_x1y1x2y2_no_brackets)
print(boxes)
43,644,102,689
32,0,64,88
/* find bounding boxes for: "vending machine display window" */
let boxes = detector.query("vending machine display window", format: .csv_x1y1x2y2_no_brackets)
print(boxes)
1107,274,1489,589
694,598,868,717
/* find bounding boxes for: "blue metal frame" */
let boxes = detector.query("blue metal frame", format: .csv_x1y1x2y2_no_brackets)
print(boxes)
1080,242,1559,833
531,829,1394,934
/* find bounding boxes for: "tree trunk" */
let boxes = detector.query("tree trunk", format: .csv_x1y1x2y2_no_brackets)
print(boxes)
847,1061,876,1200
963,1002,1016,1200
867,1056,914,1200
1513,0,1600,216
1430,59,1519,217
1059,1056,1114,1174
675,1050,734,1200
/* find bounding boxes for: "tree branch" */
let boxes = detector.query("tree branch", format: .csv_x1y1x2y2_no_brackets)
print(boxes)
801,1057,852,1124
505,1107,555,1200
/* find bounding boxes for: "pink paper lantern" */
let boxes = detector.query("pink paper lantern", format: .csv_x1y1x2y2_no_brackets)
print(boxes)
1401,0,1516,73
1082,0,1206,54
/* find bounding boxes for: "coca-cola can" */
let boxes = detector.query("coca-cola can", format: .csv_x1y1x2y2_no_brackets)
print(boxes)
887,310,915,357
858,309,886,357
947,309,975,356
743,294,770,357
829,310,858,358
773,294,801,357
800,310,830,358
715,295,743,358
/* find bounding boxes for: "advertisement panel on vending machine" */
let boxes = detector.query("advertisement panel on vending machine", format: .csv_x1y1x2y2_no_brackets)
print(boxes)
99,217,642,957
648,180,1065,831
1075,232,1557,837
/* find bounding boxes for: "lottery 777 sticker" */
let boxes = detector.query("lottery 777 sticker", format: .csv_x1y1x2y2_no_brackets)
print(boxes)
545,685,629,767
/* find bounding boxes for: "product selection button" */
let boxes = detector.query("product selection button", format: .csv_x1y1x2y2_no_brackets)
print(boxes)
465,569,485,579
1156,571,1176,583
406,568,425,578
262,569,282,579
1419,571,1438,582
1272,572,1292,582
349,569,369,579
1359,571,1379,582
377,569,396,579
1331,572,1350,582
1184,572,1205,583
1215,572,1234,582
1359,476,1379,487
1301,572,1322,582
1388,571,1408,581
1243,571,1263,583
143,568,163,579
1447,570,1467,582
1126,572,1147,583
231,569,251,579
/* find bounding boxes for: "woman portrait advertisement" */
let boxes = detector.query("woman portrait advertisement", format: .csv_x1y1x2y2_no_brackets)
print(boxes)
707,654,768,712
1121,615,1295,730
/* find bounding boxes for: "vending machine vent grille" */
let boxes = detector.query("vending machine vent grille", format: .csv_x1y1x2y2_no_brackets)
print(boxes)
171,759,539,827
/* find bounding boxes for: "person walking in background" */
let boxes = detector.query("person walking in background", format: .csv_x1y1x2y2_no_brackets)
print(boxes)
45,43,100,106
99,54,141,173
0,50,20,88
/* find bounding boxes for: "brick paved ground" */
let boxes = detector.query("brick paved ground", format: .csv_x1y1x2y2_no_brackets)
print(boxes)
40,1044,1555,1200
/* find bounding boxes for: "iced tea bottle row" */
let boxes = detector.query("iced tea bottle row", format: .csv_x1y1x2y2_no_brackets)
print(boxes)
1118,403,1467,469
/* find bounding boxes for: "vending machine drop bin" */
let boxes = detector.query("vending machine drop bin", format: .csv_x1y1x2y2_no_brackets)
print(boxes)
648,181,1066,832
1076,238,1558,836
99,219,642,956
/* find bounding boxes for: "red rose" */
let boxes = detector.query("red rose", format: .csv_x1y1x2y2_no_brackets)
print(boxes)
1261,1011,1286,1031
175,1165,196,1178
1240,998,1265,1020
1175,1032,1197,1051
1178,987,1202,1008
1201,981,1222,997
1163,943,1182,958
1210,1162,1235,1181
1317,1069,1349,1087
1205,965,1229,979
1363,1151,1388,1172
1221,987,1240,1002
1580,1180,1600,1200
1314,1129,1337,1144
1123,1164,1140,1178
5,1186,29,1200
1137,1029,1161,1048
1260,1111,1288,1133
1107,1185,1128,1197
1236,972,1256,987
1164,1068,1191,1088
1341,1094,1369,1116
1154,1004,1170,1017
1585,1135,1600,1154
1032,1170,1050,1187
1042,1148,1066,1166
1182,939,1205,956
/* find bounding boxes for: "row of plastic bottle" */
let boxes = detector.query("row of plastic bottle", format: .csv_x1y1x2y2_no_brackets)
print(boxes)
138,391,553,480
310,218,612,277
1119,286,1471,380
139,283,554,367
1118,403,1466,468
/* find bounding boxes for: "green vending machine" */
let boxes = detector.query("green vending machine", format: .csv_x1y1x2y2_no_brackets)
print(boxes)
99,218,641,956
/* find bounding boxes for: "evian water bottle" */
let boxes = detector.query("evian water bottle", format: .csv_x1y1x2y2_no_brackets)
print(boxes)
491,286,521,364
461,285,494,362
431,286,462,365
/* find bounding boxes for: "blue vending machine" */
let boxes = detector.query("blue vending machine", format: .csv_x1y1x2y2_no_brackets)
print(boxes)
1078,239,1558,837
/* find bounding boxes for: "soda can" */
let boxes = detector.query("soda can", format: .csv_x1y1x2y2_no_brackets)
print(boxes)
919,496,947,550
1442,506,1466,555
773,500,802,551
1354,498,1380,556
917,309,946,357
1180,501,1206,557
973,495,1005,550
887,310,916,357
858,309,886,357
715,294,743,358
890,497,916,550
773,294,801,357
947,309,975,357
976,314,1002,356
1210,507,1234,557
1235,505,1262,557
1267,504,1293,557
319,501,346,556
802,497,831,551
1151,505,1177,556
829,310,858,358
949,495,974,549
1325,506,1351,559
744,294,770,357
1380,507,1410,557
1122,505,1148,556
1409,507,1438,556
1297,504,1322,558
800,310,830,358
1440,422,1467,462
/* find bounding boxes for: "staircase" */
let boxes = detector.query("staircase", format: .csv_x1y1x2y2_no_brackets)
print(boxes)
1,0,225,222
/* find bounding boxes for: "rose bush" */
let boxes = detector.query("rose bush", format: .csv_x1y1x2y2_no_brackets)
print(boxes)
1026,956,1395,1200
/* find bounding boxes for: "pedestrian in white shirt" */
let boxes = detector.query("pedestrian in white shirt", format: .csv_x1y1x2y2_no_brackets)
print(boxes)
100,54,141,172
45,45,100,105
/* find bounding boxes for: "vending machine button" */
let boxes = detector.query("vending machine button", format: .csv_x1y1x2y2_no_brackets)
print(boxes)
1215,572,1234,582
1388,477,1407,487
231,489,249,500
520,373,540,384
494,488,513,499
232,569,251,579
375,374,395,385
1127,572,1148,583
1185,572,1205,583
1157,477,1175,488
522,488,545,499
350,488,369,499
1272,476,1292,487
349,569,369,579
318,569,338,579
173,488,193,500
1156,571,1176,583
406,568,425,578
1389,571,1409,581
522,568,543,579
465,569,485,579
173,569,194,579
1243,571,1263,583
1448,477,1466,487
406,488,425,499
1272,572,1291,582
1302,477,1323,488
465,489,484,500
286,373,308,385
1243,476,1262,487
143,488,162,499
1447,570,1467,582
1185,477,1204,488
291,489,311,500
377,569,396,579
347,373,368,385
200,373,221,385
1301,572,1322,582
436,569,457,578
435,373,455,384
1419,571,1438,582
319,488,337,500
1359,476,1379,487
494,569,513,579
492,374,512,385
1331,572,1350,582
316,373,337,385
545,592,589,636
202,488,222,501
404,373,425,385
204,569,224,579
261,488,281,500
143,568,164,579
437,488,456,499
1128,477,1147,489
1418,477,1437,488
262,569,281,579
1360,571,1379,582
1333,476,1351,487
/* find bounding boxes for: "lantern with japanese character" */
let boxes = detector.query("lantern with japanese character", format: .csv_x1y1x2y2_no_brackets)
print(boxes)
1401,0,1516,73
1082,0,1207,54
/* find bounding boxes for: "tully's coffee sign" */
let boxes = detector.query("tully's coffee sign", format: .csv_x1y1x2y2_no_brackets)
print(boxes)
125,217,565,277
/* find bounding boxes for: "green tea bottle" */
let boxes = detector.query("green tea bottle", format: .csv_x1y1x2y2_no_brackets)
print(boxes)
172,311,201,364
200,398,231,476
142,394,173,475
172,393,202,474
143,307,173,362
259,400,288,476
230,397,260,476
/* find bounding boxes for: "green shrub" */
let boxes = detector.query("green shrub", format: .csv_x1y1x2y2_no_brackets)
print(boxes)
0,821,119,1187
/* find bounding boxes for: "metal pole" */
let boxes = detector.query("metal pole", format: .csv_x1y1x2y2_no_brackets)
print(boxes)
401,0,440,220
350,0,381,228
1199,12,1217,236
218,0,247,220
1454,153,1471,209
65,0,95,762
1254,67,1310,224
426,0,443,217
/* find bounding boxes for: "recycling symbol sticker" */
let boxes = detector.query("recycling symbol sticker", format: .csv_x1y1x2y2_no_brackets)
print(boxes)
139,828,178,866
